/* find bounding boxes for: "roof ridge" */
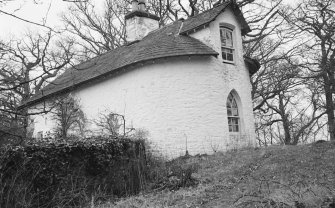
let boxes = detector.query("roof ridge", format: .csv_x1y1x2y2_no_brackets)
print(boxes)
183,2,230,21
146,2,230,38
179,2,231,35
146,20,181,36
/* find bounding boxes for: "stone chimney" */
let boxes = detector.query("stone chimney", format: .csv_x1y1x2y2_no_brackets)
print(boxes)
125,0,160,42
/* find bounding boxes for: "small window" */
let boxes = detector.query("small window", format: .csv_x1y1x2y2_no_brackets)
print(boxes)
227,93,239,132
220,27,234,62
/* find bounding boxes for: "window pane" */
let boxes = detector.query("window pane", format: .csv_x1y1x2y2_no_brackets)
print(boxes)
227,99,231,108
229,118,233,125
222,48,234,61
232,109,238,116
227,53,233,61
220,28,233,48
226,30,233,47
231,99,237,108
220,29,226,46
222,50,227,60
227,109,232,116
229,125,233,132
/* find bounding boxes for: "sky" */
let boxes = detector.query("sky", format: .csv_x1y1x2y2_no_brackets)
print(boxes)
0,0,297,39
0,0,104,38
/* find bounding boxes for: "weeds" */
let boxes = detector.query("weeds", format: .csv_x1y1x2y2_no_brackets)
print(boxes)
111,142,335,208
151,157,199,191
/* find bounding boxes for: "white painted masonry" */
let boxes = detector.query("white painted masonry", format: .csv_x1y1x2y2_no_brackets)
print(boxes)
125,16,159,42
29,6,256,157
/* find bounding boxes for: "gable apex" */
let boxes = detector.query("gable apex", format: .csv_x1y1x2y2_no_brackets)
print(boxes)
180,1,251,36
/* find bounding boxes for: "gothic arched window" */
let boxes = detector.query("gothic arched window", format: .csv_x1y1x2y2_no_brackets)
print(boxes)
227,92,239,132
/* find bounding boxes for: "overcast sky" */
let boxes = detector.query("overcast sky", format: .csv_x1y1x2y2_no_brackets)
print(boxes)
0,0,296,39
0,0,104,38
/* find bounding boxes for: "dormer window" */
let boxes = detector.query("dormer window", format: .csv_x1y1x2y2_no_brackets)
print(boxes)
220,26,234,62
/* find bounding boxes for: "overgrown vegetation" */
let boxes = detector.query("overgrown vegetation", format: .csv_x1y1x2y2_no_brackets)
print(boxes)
108,141,335,208
0,135,200,208
0,136,146,208
2,136,334,208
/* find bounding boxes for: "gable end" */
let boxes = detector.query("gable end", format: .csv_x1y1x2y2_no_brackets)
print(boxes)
180,2,251,36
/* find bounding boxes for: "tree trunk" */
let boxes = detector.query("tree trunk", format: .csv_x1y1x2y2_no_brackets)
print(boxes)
323,74,335,141
21,68,31,138
278,93,292,144
282,116,291,144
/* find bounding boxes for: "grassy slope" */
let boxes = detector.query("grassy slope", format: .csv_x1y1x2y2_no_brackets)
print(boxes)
100,142,335,208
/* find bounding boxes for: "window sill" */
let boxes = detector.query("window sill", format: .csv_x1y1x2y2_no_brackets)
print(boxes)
223,61,235,65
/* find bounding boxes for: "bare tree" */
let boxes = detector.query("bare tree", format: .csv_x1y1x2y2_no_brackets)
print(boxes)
0,31,75,140
60,0,184,59
51,95,86,138
95,111,128,137
264,86,325,145
253,57,326,145
243,0,302,110
61,0,129,59
0,0,91,32
282,0,335,141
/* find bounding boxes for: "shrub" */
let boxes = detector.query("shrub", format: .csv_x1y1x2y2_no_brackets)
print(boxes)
0,136,146,208
150,155,200,191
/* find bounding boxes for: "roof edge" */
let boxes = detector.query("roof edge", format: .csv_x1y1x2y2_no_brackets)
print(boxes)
19,53,218,110
180,2,231,35
231,3,251,35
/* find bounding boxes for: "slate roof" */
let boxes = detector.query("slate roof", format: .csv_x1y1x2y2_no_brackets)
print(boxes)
20,2,255,108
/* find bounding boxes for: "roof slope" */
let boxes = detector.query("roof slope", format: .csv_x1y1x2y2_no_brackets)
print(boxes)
22,21,218,108
21,2,253,108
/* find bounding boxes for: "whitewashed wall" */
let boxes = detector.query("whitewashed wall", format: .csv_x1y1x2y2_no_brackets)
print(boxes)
126,16,159,42
29,7,256,158
189,7,256,149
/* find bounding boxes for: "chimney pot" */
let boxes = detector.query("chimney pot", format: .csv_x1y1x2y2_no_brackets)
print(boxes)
138,0,146,11
132,0,138,11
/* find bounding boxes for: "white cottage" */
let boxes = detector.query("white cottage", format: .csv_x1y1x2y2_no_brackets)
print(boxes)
21,0,260,157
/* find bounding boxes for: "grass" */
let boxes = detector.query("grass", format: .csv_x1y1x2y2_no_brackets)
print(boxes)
96,141,335,208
